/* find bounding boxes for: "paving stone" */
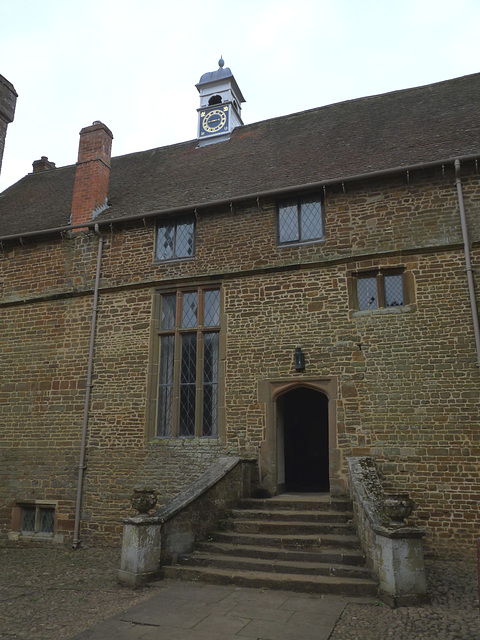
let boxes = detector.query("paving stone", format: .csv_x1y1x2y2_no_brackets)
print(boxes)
189,613,250,636
218,586,293,607
1,544,478,640
226,603,294,622
71,620,149,640
237,617,333,640
150,581,236,603
281,594,347,614
122,599,228,628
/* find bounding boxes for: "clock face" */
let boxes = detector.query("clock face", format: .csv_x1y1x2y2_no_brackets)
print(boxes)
200,106,229,136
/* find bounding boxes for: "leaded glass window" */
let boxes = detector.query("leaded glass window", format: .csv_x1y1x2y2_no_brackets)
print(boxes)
155,217,195,261
39,508,55,534
21,506,36,532
358,276,378,310
203,332,219,437
156,288,221,438
19,504,55,535
278,195,324,245
384,274,404,307
179,333,197,436
355,270,406,311
157,335,175,437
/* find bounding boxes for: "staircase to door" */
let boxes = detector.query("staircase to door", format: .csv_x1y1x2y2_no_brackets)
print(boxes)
162,493,377,596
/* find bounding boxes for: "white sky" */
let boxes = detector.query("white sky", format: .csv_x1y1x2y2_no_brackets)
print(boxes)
1,0,479,192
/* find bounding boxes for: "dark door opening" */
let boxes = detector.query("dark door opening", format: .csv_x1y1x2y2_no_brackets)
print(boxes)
283,387,329,492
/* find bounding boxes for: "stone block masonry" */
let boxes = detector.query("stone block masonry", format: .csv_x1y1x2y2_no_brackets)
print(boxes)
0,73,17,175
0,166,479,554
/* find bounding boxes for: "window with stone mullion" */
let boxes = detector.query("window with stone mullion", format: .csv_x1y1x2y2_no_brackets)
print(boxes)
156,288,220,438
355,270,406,311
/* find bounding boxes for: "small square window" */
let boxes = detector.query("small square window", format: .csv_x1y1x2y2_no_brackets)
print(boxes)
353,269,408,311
16,503,56,536
156,216,195,261
277,196,324,245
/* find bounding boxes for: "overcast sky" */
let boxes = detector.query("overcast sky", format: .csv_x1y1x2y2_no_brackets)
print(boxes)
1,0,479,192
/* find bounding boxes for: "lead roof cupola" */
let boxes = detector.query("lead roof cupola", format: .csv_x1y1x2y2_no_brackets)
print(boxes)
196,57,245,146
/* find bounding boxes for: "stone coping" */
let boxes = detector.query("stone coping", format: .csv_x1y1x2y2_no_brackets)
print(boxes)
347,456,425,539
123,456,244,526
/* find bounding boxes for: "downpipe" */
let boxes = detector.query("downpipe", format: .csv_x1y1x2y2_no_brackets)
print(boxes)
454,160,480,373
72,224,104,549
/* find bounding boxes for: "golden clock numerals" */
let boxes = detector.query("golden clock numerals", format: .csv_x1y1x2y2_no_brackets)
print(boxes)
202,108,227,133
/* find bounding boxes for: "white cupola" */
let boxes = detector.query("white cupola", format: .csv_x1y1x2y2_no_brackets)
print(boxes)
196,57,245,146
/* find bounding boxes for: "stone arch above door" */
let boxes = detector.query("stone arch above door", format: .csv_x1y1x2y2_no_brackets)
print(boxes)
258,377,345,496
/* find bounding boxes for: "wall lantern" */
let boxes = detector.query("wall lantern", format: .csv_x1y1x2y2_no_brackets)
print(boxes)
294,346,305,371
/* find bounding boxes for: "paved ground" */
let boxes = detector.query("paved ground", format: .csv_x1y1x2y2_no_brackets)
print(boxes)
0,544,479,640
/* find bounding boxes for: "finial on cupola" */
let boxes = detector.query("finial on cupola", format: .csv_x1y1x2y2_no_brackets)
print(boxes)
218,56,224,68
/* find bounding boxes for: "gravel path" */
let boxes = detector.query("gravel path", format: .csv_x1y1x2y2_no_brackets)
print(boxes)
330,558,480,640
0,545,153,640
0,544,478,639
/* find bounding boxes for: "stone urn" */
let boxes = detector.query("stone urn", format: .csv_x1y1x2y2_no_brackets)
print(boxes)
383,493,415,527
130,486,158,514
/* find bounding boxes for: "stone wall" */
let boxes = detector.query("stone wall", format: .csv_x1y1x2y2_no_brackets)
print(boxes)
0,165,479,553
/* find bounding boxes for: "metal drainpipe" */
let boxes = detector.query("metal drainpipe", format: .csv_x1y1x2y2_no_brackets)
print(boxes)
72,224,104,549
454,159,480,372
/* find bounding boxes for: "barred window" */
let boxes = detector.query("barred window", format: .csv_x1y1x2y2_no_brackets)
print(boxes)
277,195,324,245
156,288,220,438
155,216,195,261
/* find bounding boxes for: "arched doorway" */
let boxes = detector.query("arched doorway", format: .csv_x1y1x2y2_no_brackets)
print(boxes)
278,387,329,492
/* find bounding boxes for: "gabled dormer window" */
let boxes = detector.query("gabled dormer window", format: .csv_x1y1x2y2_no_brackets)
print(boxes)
277,195,324,245
155,216,195,262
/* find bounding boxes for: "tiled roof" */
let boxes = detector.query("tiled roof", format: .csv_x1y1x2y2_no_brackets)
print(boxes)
1,72,479,237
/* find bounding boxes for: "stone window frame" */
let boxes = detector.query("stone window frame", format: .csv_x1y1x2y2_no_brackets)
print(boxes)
276,193,325,246
11,500,58,540
154,215,196,262
146,285,226,440
348,267,415,314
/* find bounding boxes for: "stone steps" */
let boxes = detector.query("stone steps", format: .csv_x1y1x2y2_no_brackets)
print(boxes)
228,508,353,523
208,530,362,549
238,495,353,512
163,565,377,596
223,519,355,536
194,541,367,565
177,551,372,579
162,493,377,597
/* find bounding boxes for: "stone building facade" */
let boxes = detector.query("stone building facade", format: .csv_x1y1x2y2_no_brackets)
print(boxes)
0,66,479,556
0,73,17,175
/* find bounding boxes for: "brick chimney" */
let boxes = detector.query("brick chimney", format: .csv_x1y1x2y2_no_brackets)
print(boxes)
0,74,18,176
70,121,113,227
32,156,56,173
